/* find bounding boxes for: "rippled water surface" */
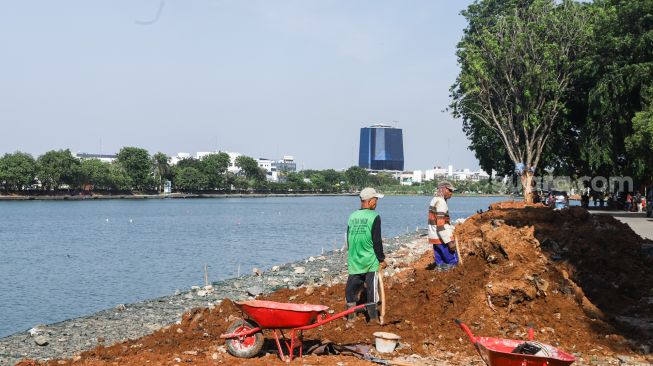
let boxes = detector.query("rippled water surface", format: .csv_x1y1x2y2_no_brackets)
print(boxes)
0,195,508,337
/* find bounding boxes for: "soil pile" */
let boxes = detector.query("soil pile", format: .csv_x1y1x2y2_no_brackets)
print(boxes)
17,205,653,365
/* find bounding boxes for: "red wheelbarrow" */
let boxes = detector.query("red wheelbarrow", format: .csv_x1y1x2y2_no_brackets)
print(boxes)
455,320,576,366
220,300,374,361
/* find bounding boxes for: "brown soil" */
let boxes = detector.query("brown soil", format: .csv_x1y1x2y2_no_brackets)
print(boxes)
18,205,653,366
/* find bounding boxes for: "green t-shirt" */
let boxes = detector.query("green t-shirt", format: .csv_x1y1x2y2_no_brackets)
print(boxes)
347,209,380,275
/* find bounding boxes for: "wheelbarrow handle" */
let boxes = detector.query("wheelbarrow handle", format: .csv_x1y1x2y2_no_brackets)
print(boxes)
527,322,534,341
454,319,477,344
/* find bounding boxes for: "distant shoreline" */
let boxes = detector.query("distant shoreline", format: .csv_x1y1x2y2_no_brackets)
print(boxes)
0,192,512,201
0,192,355,201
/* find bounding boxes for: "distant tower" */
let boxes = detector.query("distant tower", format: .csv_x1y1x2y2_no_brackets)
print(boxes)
358,124,404,171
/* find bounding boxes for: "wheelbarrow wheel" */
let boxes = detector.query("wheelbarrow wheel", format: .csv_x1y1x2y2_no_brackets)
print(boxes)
225,319,263,358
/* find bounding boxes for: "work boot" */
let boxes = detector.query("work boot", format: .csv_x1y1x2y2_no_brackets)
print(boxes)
345,302,357,321
366,303,379,322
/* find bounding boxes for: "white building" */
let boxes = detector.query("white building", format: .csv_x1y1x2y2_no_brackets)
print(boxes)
257,158,279,182
74,153,117,163
226,152,242,174
170,152,192,166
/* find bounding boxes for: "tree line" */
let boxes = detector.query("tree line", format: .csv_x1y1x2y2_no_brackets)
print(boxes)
0,147,508,195
451,0,653,200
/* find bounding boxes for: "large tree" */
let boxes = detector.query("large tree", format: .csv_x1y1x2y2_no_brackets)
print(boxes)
451,0,590,201
116,147,152,191
200,152,230,189
0,152,37,191
235,155,266,183
579,0,653,182
37,149,80,191
78,159,112,191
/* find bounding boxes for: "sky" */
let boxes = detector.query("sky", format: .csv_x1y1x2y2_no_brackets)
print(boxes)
0,0,479,171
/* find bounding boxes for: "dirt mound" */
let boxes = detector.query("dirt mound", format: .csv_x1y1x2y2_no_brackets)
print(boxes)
488,201,547,210
17,205,653,365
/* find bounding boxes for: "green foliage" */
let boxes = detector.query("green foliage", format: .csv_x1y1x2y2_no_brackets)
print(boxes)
200,152,230,189
173,167,209,192
451,0,590,179
78,159,112,190
345,166,369,189
625,89,653,177
235,155,266,182
151,152,171,192
577,0,653,179
37,149,80,191
108,163,132,191
116,147,152,190
0,152,37,191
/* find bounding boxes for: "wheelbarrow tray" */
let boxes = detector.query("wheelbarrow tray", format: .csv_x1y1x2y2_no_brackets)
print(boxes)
476,336,576,366
235,300,329,329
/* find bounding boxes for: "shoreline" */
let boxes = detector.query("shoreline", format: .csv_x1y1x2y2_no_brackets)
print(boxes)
0,193,512,201
0,231,426,365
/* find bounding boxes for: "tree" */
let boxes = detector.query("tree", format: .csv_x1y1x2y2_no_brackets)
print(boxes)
625,87,653,179
0,152,37,191
450,0,590,202
345,166,369,190
116,147,152,191
37,149,80,191
173,167,209,192
78,159,112,191
200,152,230,189
108,163,132,191
578,0,653,181
151,152,171,193
235,155,266,183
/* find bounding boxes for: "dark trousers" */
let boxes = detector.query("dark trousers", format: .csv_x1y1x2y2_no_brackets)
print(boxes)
345,271,379,304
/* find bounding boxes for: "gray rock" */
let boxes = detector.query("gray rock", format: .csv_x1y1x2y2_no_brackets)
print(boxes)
247,286,264,296
294,267,306,274
34,336,49,346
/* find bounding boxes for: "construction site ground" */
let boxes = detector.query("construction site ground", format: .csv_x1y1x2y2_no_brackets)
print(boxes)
17,203,653,365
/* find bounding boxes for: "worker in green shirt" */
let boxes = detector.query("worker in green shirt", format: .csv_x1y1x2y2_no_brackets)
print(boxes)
345,187,387,322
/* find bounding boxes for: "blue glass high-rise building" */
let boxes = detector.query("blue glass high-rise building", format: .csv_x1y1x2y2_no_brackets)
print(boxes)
358,125,404,171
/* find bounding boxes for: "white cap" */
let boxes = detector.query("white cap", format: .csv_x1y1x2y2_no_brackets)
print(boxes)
360,187,384,200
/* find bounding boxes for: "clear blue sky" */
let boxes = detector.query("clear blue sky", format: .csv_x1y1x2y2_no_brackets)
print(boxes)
0,0,479,171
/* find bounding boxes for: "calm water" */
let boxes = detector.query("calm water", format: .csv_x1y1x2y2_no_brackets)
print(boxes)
0,195,506,337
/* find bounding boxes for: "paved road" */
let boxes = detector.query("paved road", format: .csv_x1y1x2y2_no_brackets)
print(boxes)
589,210,653,240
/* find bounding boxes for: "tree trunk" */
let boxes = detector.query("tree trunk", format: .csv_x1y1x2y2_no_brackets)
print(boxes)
521,172,534,204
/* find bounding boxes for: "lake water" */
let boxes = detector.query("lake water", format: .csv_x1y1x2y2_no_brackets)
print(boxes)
0,195,507,337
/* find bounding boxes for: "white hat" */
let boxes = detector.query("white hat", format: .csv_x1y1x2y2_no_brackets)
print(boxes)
360,187,384,200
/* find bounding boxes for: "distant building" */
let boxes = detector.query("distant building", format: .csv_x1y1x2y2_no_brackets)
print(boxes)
226,152,242,174
257,157,279,182
74,153,117,163
273,155,296,173
358,124,404,171
170,152,192,165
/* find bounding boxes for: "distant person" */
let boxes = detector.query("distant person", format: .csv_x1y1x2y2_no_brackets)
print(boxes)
626,192,633,212
428,181,458,271
345,187,386,323
635,192,643,212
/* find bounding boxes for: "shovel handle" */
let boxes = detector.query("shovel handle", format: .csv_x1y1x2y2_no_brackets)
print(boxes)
527,323,535,341
454,319,476,344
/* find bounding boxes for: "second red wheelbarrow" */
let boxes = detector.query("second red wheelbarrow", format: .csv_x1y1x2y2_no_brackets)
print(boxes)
455,320,576,366
220,300,375,362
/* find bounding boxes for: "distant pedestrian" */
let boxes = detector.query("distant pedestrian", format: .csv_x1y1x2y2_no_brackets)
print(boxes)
636,192,643,213
626,193,633,212
345,187,386,323
428,181,458,271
